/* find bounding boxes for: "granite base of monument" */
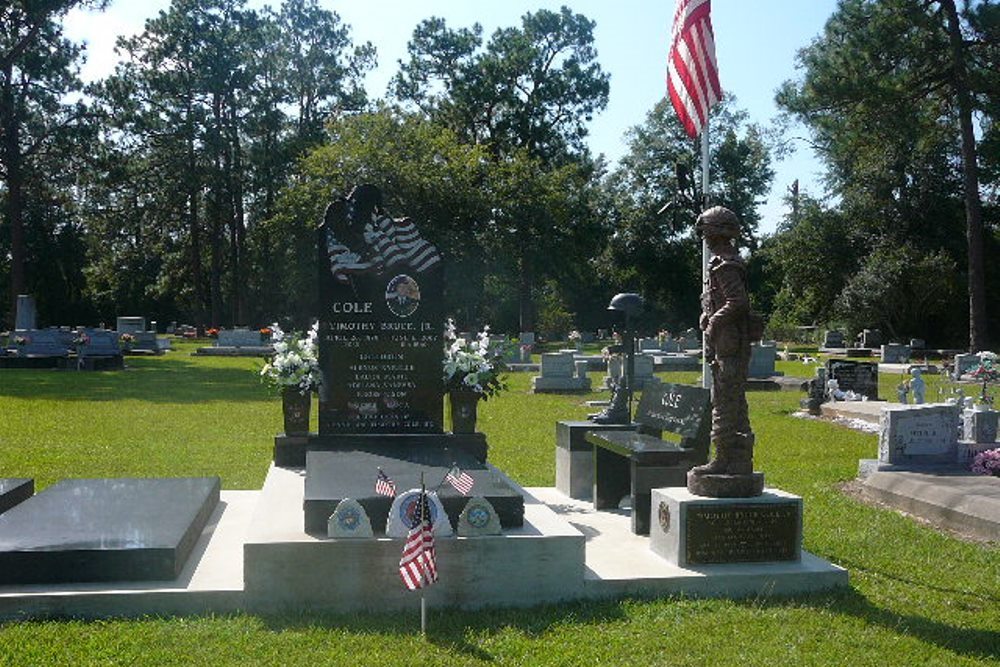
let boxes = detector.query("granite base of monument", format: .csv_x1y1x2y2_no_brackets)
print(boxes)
275,432,490,468
0,478,33,515
650,487,802,568
303,449,523,535
0,355,62,369
555,420,636,501
245,465,582,613
0,477,220,584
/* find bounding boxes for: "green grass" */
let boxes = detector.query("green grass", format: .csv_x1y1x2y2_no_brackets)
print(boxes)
0,346,997,666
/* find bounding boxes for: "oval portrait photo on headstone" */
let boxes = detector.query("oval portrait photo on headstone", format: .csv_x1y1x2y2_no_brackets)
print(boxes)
385,274,421,318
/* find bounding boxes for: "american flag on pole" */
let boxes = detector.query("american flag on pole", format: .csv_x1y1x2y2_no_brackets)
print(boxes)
375,468,396,498
667,0,721,138
399,489,438,591
445,466,475,495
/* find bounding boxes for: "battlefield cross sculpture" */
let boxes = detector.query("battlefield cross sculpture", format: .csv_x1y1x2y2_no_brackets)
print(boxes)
687,206,765,498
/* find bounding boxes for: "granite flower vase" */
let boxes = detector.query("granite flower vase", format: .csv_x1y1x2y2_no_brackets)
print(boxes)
449,390,480,434
282,387,311,435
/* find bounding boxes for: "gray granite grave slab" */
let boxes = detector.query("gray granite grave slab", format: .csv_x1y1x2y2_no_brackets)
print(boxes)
880,344,911,364
327,498,374,538
18,329,71,357
822,330,844,348
14,295,36,331
878,404,960,466
962,408,998,444
217,328,262,347
457,496,502,536
0,478,33,515
116,316,146,334
749,342,781,378
80,329,121,357
385,489,452,537
0,477,220,584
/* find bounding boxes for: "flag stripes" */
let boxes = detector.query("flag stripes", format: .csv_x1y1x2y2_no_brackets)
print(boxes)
667,0,721,138
399,491,438,591
325,213,441,285
375,469,396,498
445,468,475,495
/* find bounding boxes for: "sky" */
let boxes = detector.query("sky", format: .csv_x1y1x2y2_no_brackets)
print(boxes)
62,0,840,235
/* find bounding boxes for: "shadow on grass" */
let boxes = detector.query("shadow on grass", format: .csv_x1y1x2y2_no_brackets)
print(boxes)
0,357,270,404
738,586,1000,662
258,597,627,658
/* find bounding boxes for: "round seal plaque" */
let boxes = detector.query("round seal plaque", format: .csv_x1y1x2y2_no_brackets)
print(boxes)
385,274,421,318
399,492,439,529
467,506,490,529
338,506,361,531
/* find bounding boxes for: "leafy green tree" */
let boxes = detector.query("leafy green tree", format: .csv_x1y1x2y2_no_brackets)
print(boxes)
777,0,998,350
835,242,959,343
600,96,774,330
91,0,373,328
392,7,609,330
0,0,107,325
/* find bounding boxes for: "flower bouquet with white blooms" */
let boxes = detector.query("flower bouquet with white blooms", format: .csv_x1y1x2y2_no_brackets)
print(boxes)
442,319,508,399
260,322,320,394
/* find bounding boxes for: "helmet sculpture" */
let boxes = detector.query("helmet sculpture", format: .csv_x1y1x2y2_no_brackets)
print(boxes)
695,206,740,240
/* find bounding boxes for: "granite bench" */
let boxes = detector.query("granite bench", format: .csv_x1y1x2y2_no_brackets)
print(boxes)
585,381,711,535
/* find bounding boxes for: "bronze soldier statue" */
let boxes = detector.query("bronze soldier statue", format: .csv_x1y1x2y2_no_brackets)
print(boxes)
687,206,764,497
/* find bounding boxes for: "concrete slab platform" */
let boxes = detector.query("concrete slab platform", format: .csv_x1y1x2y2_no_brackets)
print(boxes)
821,400,899,424
0,491,253,620
528,487,848,600
244,465,584,613
858,470,1000,542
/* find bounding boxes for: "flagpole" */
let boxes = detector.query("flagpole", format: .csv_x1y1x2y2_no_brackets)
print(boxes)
701,122,711,390
420,473,427,636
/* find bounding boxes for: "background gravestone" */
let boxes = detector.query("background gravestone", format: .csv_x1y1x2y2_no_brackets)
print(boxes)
826,359,880,401
14,295,36,331
317,185,443,434
878,404,960,465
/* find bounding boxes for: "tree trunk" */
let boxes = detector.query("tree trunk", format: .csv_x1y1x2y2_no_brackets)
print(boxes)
227,94,246,326
185,122,206,335
941,0,988,352
1,65,25,327
518,255,535,333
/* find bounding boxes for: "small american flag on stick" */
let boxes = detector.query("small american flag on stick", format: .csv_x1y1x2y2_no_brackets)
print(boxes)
375,468,396,498
445,466,475,495
399,489,438,591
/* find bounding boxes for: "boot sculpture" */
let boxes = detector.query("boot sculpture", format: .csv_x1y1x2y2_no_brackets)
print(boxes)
687,206,765,498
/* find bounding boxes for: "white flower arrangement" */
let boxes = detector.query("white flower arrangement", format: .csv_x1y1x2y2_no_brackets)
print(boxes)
442,319,508,399
260,322,321,394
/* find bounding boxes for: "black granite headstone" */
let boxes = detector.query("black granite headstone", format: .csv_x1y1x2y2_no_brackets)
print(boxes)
0,478,33,515
826,359,880,401
0,477,219,584
317,185,443,435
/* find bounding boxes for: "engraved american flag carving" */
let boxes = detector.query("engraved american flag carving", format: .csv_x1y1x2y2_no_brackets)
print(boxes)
375,468,396,498
667,0,721,138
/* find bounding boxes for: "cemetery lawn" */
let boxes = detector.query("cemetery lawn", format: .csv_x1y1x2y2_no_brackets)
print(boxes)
0,350,997,666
